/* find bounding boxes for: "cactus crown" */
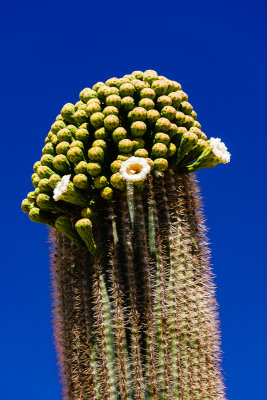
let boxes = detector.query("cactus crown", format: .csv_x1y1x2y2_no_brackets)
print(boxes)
21,69,230,252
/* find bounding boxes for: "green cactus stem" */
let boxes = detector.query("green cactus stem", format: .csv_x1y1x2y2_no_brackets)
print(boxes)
22,69,230,400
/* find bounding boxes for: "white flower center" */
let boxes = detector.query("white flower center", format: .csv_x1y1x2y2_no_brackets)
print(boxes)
119,157,151,182
53,175,71,201
209,137,231,164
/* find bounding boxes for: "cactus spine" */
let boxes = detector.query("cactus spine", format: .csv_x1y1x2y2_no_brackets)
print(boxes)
22,70,230,399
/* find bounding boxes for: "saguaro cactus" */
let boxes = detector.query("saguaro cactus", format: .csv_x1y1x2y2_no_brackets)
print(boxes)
21,70,230,399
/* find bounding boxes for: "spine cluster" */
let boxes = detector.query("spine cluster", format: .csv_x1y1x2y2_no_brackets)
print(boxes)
50,173,225,399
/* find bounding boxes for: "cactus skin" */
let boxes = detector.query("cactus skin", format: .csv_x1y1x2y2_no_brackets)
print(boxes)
22,70,229,399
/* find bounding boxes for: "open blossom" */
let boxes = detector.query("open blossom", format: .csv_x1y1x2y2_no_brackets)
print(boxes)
119,156,151,182
53,175,71,201
210,137,231,164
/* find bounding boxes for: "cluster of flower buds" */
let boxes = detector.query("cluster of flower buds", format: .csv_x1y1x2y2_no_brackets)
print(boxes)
21,69,230,252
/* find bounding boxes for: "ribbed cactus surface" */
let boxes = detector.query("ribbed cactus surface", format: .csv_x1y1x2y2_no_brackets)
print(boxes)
22,69,230,399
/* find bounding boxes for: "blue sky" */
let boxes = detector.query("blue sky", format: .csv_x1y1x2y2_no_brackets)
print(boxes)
1,0,267,398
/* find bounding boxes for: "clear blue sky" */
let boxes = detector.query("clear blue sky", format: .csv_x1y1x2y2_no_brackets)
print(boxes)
1,0,266,398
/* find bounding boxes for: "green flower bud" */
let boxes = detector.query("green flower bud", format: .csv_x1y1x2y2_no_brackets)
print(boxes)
134,148,148,158
67,147,85,163
104,114,120,131
86,102,102,117
37,165,54,179
56,114,63,121
51,120,66,134
75,101,84,110
146,158,154,169
103,106,119,117
110,160,123,173
191,110,197,120
101,186,113,200
57,128,73,143
73,174,90,190
189,127,203,138
131,121,147,137
66,124,78,135
121,96,135,112
143,69,158,85
88,146,105,162
151,79,168,96
74,161,88,175
117,154,131,161
61,103,75,123
27,191,36,202
132,79,149,92
56,216,83,247
87,162,102,177
151,143,168,158
81,207,93,219
118,77,131,85
94,127,109,140
29,207,56,227
169,91,183,108
75,127,90,143
166,80,182,94
106,94,121,108
106,77,121,88
94,175,109,189
42,142,55,155
56,141,71,155
73,109,88,125
128,107,147,122
38,178,53,194
50,134,59,146
161,106,177,121
33,161,42,173
146,109,160,125
123,74,134,80
154,132,170,145
157,95,172,109
90,112,105,128
87,97,101,105
179,101,193,115
140,88,156,100
32,173,40,188
180,90,188,101
41,154,54,169
70,140,84,150
132,137,145,150
34,187,40,197
110,172,126,191
183,115,195,129
155,117,171,133
21,198,33,213
92,81,105,91
92,139,106,150
97,85,118,101
175,111,186,126
139,98,155,110
75,218,97,254
78,104,88,112
168,123,179,138
119,83,135,97
193,120,202,129
37,193,66,213
53,154,71,174
167,143,177,157
118,139,134,153
112,127,127,143
175,132,198,165
48,174,61,189
79,88,97,103
153,158,168,171
131,70,143,79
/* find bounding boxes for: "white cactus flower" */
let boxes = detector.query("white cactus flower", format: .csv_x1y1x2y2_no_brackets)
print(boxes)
53,175,71,201
119,156,151,182
209,137,231,164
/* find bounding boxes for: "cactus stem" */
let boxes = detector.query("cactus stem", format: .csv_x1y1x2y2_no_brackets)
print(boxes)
121,198,145,399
